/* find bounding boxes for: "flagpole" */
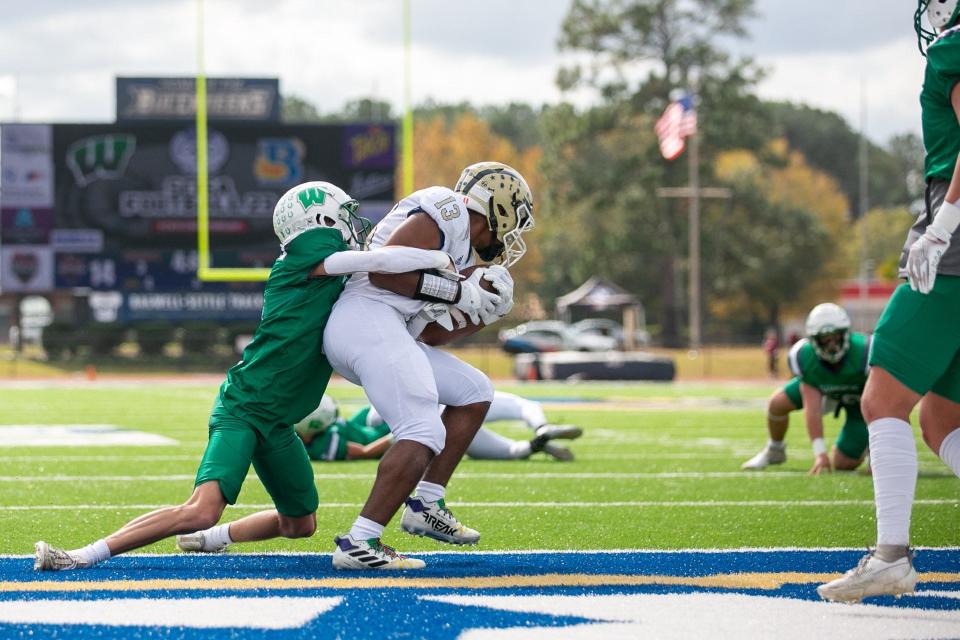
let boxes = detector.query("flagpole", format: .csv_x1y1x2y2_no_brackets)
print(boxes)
688,88,701,351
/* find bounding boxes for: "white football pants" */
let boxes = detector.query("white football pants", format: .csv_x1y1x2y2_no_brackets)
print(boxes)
323,296,493,454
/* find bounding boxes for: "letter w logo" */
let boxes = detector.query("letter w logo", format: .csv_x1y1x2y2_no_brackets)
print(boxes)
66,134,137,187
297,186,326,211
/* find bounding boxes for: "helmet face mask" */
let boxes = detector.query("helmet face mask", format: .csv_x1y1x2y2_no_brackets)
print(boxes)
455,162,534,268
805,303,852,364
916,0,960,54
273,181,370,249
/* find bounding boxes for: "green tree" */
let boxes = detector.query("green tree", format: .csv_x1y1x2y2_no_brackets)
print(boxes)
547,0,768,344
766,102,912,211
282,94,323,122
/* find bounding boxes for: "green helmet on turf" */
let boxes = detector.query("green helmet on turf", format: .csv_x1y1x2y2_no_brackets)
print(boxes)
805,303,851,364
916,0,960,54
294,395,340,438
272,181,370,249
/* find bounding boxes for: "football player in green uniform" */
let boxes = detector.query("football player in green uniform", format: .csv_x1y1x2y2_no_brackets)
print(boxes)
742,304,870,475
33,181,454,571
818,2,960,602
295,393,580,463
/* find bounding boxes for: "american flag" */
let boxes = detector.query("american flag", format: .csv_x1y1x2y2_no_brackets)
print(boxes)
654,94,697,160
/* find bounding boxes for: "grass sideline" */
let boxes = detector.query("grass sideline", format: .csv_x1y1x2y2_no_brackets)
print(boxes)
0,345,792,381
0,380,956,555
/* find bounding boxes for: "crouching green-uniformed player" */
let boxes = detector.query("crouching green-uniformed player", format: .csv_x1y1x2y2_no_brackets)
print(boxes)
742,303,870,475
33,181,452,571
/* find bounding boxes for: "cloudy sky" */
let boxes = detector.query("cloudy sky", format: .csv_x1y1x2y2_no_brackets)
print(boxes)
0,1,922,143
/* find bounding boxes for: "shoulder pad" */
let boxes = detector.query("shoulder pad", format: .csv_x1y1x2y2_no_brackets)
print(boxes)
928,27,960,76
787,339,809,377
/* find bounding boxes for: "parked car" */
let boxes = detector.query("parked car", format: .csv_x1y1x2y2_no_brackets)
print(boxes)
571,318,650,348
498,321,618,354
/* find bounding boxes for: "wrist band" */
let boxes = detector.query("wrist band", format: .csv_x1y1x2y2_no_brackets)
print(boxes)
415,271,461,303
812,437,827,457
932,199,960,237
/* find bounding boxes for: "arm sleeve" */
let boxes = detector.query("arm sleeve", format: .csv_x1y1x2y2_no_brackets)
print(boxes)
322,247,452,275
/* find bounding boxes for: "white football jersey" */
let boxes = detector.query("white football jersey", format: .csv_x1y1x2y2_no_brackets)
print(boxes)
337,186,476,320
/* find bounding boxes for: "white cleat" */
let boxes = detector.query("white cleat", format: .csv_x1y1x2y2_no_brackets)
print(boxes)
175,531,229,553
817,550,918,603
33,541,89,571
741,445,786,470
535,424,583,440
332,534,425,570
400,497,480,545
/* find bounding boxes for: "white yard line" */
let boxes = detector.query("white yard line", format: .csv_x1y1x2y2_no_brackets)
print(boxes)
0,499,956,511
0,470,956,481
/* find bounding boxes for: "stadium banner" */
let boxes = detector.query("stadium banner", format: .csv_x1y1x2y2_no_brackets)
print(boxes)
0,207,53,244
0,245,54,293
0,124,54,208
89,290,265,322
50,122,395,314
116,77,281,122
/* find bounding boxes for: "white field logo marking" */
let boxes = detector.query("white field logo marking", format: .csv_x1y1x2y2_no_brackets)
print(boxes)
0,425,176,447
433,593,960,640
0,597,340,629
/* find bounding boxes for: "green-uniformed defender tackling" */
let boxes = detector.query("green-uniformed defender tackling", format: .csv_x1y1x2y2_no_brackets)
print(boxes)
742,304,870,475
818,2,960,602
33,181,453,572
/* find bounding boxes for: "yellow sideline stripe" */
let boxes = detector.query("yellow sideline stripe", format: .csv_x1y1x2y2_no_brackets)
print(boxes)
2,572,958,593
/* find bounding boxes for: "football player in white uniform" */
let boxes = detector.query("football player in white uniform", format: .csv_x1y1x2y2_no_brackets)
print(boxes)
322,162,534,569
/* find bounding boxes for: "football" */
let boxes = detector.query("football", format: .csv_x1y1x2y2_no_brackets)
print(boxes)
417,265,495,347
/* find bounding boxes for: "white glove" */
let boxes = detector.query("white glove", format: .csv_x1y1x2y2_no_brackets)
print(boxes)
906,225,950,294
455,268,501,325
480,265,515,324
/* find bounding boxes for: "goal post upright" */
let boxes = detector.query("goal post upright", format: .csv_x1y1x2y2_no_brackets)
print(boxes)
195,0,270,282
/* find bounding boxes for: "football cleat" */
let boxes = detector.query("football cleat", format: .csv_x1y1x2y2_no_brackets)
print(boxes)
741,444,787,470
332,534,425,570
400,497,480,545
541,442,575,461
33,541,89,571
816,549,918,603
535,424,583,440
530,424,581,461
175,531,229,554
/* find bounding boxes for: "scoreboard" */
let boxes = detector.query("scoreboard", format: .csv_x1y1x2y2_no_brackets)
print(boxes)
0,121,396,321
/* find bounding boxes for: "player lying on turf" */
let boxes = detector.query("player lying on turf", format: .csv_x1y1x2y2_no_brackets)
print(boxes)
817,2,960,602
320,162,533,569
33,181,466,572
741,304,870,475
175,393,580,553
296,392,579,462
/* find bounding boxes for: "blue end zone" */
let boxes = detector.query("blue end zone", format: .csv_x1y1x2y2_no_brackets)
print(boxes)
0,550,956,639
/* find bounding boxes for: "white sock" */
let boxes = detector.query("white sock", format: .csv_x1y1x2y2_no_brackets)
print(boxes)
415,480,445,503
768,439,785,450
349,516,384,542
69,539,111,566
204,523,233,550
466,427,523,459
938,428,960,476
869,417,917,547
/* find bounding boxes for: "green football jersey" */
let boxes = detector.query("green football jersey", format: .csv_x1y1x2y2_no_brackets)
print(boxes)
217,228,347,434
923,28,960,180
786,332,870,405
305,408,391,461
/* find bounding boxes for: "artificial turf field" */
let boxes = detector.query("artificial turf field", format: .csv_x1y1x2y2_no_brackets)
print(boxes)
0,378,957,638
